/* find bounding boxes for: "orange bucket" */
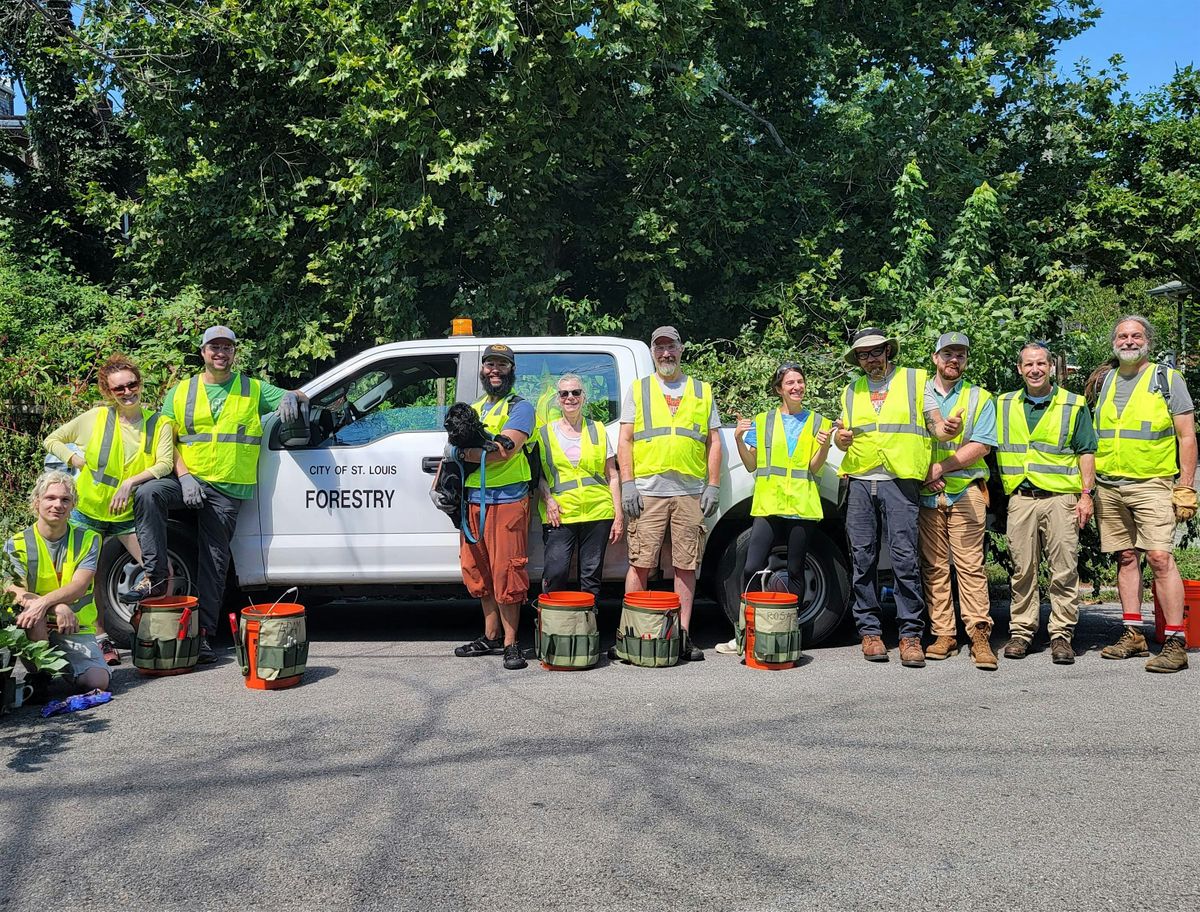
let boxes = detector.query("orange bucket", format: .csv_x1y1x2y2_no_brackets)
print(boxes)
623,591,681,610
743,591,800,670
1153,580,1200,648
536,591,599,671
132,595,199,676
238,600,308,690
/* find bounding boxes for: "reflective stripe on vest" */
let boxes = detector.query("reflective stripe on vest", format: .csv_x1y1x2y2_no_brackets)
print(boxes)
466,395,533,489
1094,365,1179,479
173,374,264,485
631,375,713,480
837,367,932,479
995,387,1083,494
76,408,163,522
537,420,615,524
12,524,99,633
930,382,992,495
750,409,824,519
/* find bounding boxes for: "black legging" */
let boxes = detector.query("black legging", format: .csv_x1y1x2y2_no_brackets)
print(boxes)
743,516,817,602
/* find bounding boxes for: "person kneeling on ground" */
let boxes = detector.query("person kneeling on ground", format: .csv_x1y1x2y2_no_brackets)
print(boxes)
5,471,111,701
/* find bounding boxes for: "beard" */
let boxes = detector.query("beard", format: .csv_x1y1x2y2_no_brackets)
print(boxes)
479,368,515,398
1113,342,1148,364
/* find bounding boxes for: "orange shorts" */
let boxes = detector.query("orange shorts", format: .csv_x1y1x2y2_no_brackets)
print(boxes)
460,499,530,605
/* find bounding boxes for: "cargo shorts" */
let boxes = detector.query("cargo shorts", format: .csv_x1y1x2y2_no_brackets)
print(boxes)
627,494,706,572
460,499,530,605
1095,477,1177,553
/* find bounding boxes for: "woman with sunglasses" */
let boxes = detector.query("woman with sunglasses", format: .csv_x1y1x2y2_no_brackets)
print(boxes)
733,362,833,602
536,373,623,596
43,354,174,664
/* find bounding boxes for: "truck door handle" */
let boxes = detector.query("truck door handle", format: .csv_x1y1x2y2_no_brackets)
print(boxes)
421,456,442,474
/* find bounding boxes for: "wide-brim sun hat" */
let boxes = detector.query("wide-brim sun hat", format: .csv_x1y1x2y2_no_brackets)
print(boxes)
844,327,899,367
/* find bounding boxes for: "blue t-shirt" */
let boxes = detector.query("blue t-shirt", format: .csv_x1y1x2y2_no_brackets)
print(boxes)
922,381,997,507
743,410,809,457
468,397,537,505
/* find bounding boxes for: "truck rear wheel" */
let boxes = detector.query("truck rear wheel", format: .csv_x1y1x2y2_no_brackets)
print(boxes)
96,526,199,648
715,525,850,647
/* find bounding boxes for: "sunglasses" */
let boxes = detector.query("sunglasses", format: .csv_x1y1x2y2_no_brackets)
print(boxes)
109,381,141,394
557,389,584,399
855,345,888,361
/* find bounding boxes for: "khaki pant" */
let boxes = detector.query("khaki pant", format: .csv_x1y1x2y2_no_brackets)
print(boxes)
1006,491,1080,642
918,483,991,637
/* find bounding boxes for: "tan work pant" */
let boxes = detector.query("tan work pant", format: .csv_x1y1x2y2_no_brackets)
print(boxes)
918,483,991,637
1006,491,1080,642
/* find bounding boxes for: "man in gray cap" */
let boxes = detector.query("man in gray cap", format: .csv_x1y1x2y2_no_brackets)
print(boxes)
834,327,933,666
918,332,999,669
617,326,722,661
134,326,305,662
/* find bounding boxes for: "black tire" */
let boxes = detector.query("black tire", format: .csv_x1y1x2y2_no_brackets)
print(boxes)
715,525,851,647
95,524,199,648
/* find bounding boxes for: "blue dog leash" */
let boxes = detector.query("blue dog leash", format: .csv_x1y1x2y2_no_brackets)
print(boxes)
456,449,486,545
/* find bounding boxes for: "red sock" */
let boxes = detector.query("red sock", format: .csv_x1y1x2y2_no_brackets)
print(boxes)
1122,612,1144,628
1164,625,1186,642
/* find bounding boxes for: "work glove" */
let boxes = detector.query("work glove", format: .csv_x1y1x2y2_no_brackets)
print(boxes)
179,473,206,508
1173,484,1198,522
699,484,720,518
621,480,643,519
278,392,301,422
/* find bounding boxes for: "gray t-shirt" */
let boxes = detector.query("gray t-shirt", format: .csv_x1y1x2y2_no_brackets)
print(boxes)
5,527,100,611
620,374,721,496
1099,364,1194,486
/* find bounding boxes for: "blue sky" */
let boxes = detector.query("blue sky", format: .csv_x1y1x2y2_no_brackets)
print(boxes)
8,1,1197,116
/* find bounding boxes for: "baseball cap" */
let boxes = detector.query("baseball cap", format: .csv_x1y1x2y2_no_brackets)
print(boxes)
481,343,515,364
650,326,682,346
934,332,970,353
201,326,237,346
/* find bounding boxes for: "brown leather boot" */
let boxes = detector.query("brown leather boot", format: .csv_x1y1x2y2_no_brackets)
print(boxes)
1101,626,1149,659
1050,637,1075,665
861,635,888,662
1003,637,1029,659
925,635,959,660
1145,636,1188,673
898,636,925,668
969,623,997,670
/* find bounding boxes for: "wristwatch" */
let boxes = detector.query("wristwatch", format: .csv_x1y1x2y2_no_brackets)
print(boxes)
1081,487,1094,496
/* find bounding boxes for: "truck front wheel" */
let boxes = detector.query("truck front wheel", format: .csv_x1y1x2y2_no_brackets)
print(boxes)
715,526,851,647
95,526,199,648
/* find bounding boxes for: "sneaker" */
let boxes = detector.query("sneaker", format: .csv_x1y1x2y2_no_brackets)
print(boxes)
1050,637,1075,665
898,636,925,668
1145,636,1188,674
713,638,740,655
1101,626,1149,660
925,635,959,660
98,637,122,666
454,635,504,658
680,631,704,662
969,623,998,671
197,634,216,665
861,635,888,662
502,643,528,670
1003,637,1030,660
606,645,621,661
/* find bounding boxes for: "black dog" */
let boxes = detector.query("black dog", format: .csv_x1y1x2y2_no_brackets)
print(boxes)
444,402,500,452
431,403,512,527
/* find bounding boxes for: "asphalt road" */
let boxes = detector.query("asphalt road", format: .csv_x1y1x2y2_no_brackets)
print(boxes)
2,595,1198,912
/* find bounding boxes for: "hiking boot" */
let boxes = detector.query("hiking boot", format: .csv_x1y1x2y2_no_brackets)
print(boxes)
898,636,925,668
680,631,704,662
861,635,888,662
1101,626,1149,660
454,635,504,658
502,643,528,670
925,635,959,660
1003,637,1030,660
196,633,216,665
969,623,997,670
98,637,121,666
1145,636,1188,674
1050,637,1075,665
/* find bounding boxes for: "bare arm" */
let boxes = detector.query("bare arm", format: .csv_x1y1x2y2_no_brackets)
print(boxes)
1080,453,1096,492
460,429,530,465
1176,413,1197,488
810,420,833,473
706,427,722,487
618,423,635,483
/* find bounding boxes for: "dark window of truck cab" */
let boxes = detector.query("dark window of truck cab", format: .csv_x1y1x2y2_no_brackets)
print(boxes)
512,352,619,426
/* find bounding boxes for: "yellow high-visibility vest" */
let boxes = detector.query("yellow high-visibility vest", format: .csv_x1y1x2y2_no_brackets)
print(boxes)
630,375,713,480
173,374,263,485
750,409,825,519
1095,364,1179,479
537,420,614,524
76,407,164,522
10,524,99,634
930,382,992,495
837,368,932,480
995,387,1084,494
466,394,534,489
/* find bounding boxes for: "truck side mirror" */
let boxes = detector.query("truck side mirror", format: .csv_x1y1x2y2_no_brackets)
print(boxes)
278,401,312,448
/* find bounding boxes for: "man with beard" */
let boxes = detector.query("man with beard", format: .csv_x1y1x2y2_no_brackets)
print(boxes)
1093,315,1196,673
834,328,933,667
134,326,304,663
996,342,1097,665
917,333,999,670
618,326,722,661
451,344,537,671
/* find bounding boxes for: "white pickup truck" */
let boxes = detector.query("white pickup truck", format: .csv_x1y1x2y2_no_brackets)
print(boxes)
96,333,853,646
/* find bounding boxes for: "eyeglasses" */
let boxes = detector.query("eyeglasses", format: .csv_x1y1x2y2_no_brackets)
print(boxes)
557,389,583,399
109,381,141,394
855,345,887,361
206,343,236,353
